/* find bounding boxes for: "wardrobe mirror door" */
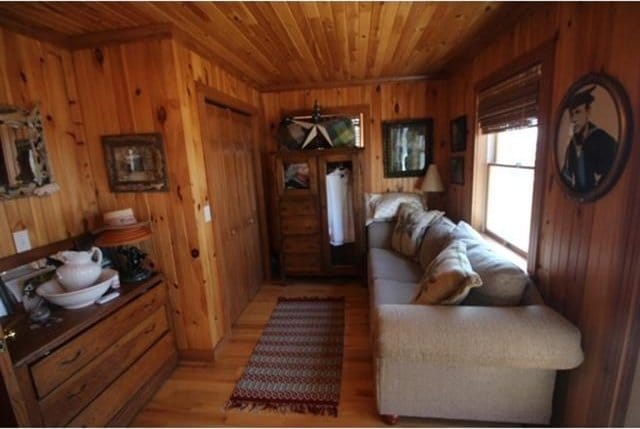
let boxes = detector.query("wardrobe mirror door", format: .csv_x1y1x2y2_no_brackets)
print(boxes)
323,159,357,269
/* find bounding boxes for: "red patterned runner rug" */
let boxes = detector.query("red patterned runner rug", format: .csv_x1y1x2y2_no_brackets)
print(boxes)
226,296,345,416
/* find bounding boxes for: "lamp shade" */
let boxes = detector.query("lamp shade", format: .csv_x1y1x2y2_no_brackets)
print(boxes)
422,164,444,193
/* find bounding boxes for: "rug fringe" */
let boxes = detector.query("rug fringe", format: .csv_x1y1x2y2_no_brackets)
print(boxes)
278,296,345,302
225,399,338,417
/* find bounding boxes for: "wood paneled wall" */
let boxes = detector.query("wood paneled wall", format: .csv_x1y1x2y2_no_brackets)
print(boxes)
71,37,261,356
261,81,449,247
262,81,449,192
445,3,640,426
0,28,98,257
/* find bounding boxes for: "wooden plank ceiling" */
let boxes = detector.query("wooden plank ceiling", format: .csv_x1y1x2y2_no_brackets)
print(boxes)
0,1,527,89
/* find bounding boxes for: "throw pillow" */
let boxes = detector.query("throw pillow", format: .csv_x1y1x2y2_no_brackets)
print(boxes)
391,203,444,258
418,216,456,268
448,221,485,251
414,240,483,305
365,192,426,225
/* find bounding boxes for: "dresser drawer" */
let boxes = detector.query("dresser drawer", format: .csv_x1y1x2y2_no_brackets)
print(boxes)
284,253,322,274
282,235,322,253
281,216,320,235
39,307,169,427
68,332,176,427
30,284,166,399
280,197,317,216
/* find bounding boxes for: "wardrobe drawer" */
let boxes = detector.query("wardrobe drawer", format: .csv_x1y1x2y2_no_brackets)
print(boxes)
30,284,166,399
282,235,322,253
40,308,169,427
280,198,317,216
284,253,322,274
281,216,320,235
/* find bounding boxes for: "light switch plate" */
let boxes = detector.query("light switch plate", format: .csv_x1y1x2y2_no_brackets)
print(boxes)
12,229,31,253
203,204,212,223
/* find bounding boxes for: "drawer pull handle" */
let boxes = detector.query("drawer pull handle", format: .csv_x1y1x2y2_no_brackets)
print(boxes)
61,350,82,366
143,323,157,335
67,382,87,400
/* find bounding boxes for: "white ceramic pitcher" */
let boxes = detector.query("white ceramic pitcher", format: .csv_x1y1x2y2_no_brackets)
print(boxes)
56,247,103,291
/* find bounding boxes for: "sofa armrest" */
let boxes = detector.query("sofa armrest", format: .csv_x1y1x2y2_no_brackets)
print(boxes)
367,221,394,249
374,304,583,370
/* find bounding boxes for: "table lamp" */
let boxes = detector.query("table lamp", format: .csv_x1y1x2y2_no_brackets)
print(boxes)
94,209,153,283
421,163,444,207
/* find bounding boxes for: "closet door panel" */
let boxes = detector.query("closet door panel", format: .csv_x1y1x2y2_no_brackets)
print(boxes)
202,103,234,331
201,103,263,332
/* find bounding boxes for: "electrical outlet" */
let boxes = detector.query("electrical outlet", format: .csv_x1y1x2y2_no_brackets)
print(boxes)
203,204,212,223
12,229,31,253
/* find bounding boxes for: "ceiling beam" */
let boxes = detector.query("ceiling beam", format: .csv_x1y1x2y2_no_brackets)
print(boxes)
65,23,173,50
0,12,68,48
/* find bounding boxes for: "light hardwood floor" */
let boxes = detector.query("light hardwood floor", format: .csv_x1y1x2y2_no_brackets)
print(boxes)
133,281,490,427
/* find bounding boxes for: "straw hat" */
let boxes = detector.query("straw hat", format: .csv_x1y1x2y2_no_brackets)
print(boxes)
94,208,152,247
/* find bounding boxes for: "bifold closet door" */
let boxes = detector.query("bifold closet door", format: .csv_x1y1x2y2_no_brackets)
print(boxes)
201,102,262,332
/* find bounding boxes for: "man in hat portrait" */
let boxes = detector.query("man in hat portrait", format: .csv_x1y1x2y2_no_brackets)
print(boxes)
561,85,617,194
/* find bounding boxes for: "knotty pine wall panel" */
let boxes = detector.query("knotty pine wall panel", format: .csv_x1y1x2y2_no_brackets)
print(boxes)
170,41,263,342
445,3,640,425
262,81,449,192
72,37,261,354
0,27,98,258
261,81,449,247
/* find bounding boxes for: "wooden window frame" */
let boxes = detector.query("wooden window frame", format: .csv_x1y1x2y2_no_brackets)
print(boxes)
472,39,556,276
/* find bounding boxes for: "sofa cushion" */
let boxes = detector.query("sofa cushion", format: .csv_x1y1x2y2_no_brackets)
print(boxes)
449,221,485,250
372,279,421,306
365,192,425,225
463,245,528,306
391,204,444,258
418,216,456,268
368,248,423,283
415,240,483,305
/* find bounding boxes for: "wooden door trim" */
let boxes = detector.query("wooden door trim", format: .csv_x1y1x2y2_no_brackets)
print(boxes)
196,82,258,116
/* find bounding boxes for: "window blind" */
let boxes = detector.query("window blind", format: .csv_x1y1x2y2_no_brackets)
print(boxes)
478,64,542,134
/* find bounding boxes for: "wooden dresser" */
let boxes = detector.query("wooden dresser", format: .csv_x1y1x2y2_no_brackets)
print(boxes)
0,273,177,427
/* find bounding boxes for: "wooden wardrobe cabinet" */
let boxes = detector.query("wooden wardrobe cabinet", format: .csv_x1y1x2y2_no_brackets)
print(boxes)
273,148,364,278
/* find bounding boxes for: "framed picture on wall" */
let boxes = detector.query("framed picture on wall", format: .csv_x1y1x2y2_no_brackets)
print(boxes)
450,156,465,185
553,73,632,203
450,116,467,152
102,133,168,192
382,119,433,178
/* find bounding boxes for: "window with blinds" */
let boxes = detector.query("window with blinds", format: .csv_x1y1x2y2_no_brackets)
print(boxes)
474,63,542,259
478,64,542,134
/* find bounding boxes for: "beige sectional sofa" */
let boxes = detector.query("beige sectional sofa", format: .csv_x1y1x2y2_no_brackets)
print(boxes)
367,217,584,425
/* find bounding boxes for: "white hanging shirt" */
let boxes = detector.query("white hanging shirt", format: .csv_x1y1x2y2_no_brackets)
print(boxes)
326,168,355,246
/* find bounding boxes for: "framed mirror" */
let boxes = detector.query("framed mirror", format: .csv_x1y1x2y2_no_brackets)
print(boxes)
382,119,433,178
0,105,58,199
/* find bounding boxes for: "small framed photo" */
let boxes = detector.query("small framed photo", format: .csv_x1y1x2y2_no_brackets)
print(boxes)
450,116,467,152
450,156,465,185
102,133,168,192
554,73,632,202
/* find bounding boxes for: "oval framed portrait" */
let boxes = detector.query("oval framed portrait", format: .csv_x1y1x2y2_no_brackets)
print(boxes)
553,73,633,202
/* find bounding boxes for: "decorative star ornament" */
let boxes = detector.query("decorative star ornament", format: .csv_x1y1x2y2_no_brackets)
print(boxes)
291,100,334,149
